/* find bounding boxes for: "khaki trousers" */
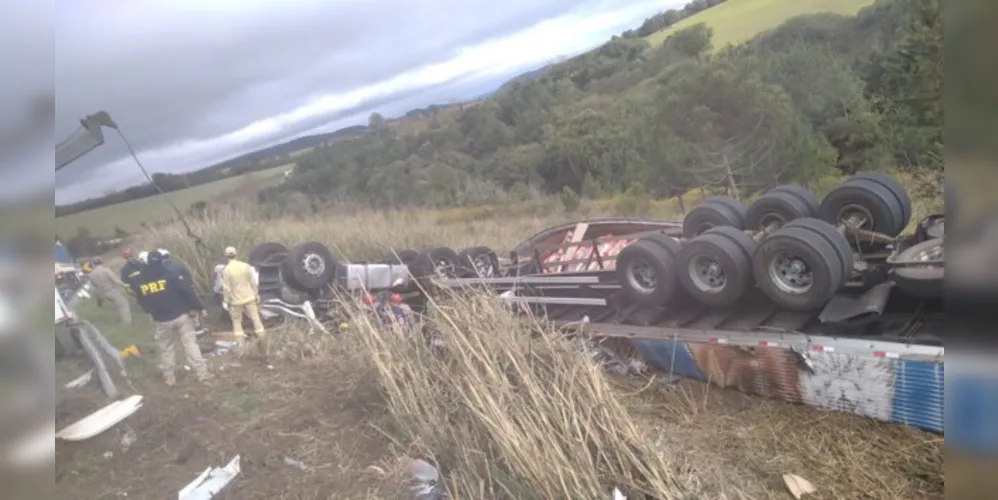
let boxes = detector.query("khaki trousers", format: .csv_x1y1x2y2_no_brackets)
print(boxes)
102,290,132,325
154,314,207,378
229,301,265,337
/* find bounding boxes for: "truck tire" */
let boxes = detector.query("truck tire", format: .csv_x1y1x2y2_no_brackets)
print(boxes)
409,247,461,280
677,229,754,306
852,171,912,229
682,197,746,239
378,249,419,265
784,218,854,284
639,232,682,257
282,241,336,291
458,246,498,277
746,189,815,231
616,239,679,306
706,225,759,261
770,185,820,216
892,238,944,299
752,226,844,311
818,177,907,237
249,242,289,266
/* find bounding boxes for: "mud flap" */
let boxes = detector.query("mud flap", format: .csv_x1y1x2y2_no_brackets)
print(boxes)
817,282,892,326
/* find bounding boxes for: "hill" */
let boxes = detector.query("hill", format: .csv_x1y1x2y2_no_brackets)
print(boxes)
263,0,940,210
56,164,290,243
645,0,876,48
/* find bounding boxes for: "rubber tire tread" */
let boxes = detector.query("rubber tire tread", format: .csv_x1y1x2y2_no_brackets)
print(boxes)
818,177,905,237
705,226,759,263
683,200,746,239
852,171,912,229
249,242,289,266
616,239,678,306
746,191,812,231
752,226,842,311
677,231,753,307
638,232,682,257
704,196,748,228
770,185,820,216
282,241,336,291
784,218,853,288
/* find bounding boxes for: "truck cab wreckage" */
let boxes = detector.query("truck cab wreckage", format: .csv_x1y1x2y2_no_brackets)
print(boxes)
227,172,946,436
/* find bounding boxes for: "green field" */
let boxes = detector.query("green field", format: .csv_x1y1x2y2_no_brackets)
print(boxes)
56,165,291,238
646,0,876,48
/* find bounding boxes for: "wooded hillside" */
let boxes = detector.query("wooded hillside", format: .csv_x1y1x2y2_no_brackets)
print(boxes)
263,0,941,209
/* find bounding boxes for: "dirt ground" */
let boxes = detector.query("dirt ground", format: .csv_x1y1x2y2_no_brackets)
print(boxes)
54,300,944,500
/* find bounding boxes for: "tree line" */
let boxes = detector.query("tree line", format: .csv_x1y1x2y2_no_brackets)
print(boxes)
261,0,942,210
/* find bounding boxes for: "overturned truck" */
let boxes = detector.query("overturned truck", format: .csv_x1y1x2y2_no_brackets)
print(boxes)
235,172,945,435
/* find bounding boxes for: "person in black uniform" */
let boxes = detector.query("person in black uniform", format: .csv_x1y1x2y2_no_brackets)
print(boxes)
119,247,144,294
130,250,213,386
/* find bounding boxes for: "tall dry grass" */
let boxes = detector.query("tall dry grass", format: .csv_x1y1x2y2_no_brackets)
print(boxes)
330,291,702,498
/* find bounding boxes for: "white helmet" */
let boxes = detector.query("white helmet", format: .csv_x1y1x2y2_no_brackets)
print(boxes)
158,248,170,257
138,251,149,264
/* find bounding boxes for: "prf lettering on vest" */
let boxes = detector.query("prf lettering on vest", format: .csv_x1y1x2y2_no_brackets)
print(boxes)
139,279,168,296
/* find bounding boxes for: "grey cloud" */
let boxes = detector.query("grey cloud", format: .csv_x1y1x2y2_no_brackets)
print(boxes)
53,0,648,203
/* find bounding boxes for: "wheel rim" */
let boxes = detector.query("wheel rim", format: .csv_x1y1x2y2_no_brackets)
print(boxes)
626,258,658,294
688,255,726,293
769,253,813,294
836,204,874,230
472,255,496,277
434,259,457,278
302,253,325,277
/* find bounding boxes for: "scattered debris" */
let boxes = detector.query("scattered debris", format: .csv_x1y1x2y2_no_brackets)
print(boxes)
783,474,816,499
56,395,144,441
66,370,93,389
398,457,443,500
587,343,644,376
363,464,388,481
282,456,310,472
103,451,114,459
119,427,137,453
178,455,241,500
612,487,627,500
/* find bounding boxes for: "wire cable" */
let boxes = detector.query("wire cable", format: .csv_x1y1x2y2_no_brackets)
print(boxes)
111,128,214,257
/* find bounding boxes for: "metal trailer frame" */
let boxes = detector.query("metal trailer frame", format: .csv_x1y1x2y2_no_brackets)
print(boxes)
436,273,945,434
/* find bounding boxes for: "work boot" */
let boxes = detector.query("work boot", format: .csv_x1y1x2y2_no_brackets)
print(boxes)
163,373,176,387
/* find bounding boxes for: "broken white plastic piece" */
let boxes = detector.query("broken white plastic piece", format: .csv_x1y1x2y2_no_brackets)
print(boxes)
612,487,627,500
66,369,94,389
783,473,816,499
56,395,144,441
178,455,241,500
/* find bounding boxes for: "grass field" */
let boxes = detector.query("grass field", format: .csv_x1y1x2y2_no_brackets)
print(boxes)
646,0,876,48
53,172,945,499
55,164,292,239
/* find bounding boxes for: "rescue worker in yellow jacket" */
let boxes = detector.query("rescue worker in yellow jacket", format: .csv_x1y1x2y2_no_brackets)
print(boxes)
88,257,132,324
220,246,265,339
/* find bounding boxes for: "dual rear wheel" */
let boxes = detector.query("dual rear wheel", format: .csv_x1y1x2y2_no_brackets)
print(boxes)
619,172,913,311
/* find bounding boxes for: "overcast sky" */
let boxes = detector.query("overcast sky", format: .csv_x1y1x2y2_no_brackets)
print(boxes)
41,0,676,205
